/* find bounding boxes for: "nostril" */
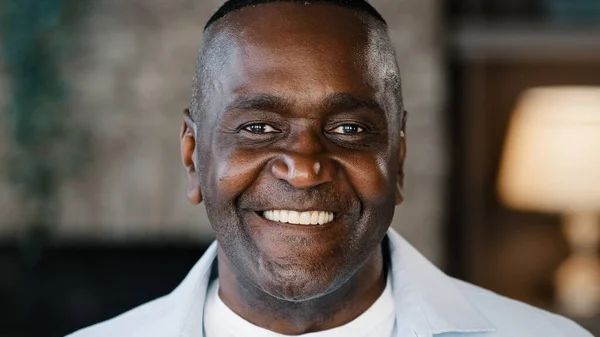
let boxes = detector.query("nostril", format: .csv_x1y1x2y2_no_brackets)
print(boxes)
270,154,334,189
271,159,290,180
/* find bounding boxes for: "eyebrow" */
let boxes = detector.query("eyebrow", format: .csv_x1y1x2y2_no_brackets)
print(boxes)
324,92,382,113
224,92,382,114
225,93,288,112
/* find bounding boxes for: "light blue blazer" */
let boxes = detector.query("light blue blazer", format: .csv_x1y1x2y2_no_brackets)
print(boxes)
68,229,592,337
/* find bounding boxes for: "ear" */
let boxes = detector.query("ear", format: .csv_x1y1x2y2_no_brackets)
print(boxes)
395,111,407,205
181,109,203,205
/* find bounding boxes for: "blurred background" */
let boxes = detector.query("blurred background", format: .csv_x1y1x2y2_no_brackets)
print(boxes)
0,0,599,336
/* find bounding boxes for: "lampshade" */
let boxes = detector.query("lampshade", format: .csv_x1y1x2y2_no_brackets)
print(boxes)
498,86,600,213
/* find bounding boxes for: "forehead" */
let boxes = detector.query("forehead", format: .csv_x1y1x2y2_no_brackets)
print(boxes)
205,3,384,109
217,3,375,51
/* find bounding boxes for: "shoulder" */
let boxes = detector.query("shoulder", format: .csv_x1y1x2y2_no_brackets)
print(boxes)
451,278,593,337
66,295,175,337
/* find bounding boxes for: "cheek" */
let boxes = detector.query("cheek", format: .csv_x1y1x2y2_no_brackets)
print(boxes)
209,147,273,201
334,151,395,203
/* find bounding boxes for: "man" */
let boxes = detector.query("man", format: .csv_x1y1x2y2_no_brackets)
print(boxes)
69,0,592,336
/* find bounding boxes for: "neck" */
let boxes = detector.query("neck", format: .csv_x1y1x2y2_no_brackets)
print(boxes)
216,245,387,335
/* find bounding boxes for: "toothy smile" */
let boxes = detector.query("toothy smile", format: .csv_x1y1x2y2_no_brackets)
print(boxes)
261,210,335,225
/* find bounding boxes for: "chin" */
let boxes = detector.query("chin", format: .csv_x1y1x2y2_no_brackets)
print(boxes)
257,266,343,302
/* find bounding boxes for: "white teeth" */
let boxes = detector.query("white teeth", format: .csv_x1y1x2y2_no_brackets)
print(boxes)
310,211,319,225
288,211,300,224
318,212,326,224
299,212,311,225
262,210,335,225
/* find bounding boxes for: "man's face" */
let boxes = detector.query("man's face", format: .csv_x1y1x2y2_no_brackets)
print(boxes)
183,3,405,301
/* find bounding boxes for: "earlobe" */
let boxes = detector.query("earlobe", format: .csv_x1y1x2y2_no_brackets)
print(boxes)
181,109,203,205
395,181,404,205
187,179,203,205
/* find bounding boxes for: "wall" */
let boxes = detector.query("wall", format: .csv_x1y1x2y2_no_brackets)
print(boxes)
0,0,446,264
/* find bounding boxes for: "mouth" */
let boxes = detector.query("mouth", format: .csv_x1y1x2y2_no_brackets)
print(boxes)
259,210,335,226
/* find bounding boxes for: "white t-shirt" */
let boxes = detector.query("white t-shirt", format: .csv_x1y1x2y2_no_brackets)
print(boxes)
203,275,396,337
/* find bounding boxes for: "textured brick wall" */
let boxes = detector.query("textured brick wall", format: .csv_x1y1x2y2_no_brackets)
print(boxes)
0,0,445,264
380,0,447,265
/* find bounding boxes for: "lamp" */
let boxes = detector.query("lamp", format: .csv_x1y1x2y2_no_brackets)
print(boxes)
498,86,600,317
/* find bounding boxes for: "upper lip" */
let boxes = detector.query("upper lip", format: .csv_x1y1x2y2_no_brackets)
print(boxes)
238,193,352,216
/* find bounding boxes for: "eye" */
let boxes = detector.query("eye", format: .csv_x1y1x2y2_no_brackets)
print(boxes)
331,124,364,135
243,123,279,134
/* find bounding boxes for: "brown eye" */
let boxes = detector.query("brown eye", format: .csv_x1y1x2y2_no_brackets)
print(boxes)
331,124,364,135
244,123,278,134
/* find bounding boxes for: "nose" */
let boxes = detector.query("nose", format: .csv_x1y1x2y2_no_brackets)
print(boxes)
271,153,335,189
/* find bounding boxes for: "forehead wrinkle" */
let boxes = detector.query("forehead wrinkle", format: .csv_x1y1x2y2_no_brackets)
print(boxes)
226,46,377,115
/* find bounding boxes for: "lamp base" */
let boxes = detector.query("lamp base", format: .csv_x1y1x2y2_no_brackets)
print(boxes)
556,213,600,317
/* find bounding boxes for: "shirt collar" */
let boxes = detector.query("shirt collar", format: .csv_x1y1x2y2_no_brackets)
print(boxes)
386,229,496,336
173,229,496,336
